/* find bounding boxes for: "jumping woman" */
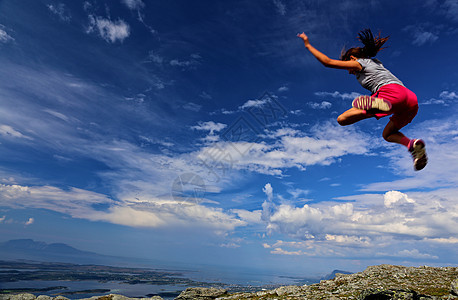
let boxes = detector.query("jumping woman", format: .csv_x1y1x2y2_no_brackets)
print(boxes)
298,29,427,171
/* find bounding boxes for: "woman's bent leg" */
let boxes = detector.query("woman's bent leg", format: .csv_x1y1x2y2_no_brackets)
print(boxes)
382,120,410,147
337,108,373,126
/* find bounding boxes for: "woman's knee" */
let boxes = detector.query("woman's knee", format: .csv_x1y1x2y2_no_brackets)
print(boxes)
382,131,390,141
337,115,348,126
382,120,399,141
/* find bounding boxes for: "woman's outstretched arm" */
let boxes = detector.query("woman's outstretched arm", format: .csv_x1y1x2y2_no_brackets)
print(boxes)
297,32,362,72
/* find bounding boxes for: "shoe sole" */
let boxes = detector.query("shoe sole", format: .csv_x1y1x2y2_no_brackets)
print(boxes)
352,95,392,111
412,140,427,171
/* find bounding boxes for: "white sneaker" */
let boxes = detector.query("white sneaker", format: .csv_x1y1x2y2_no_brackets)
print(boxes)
409,139,427,171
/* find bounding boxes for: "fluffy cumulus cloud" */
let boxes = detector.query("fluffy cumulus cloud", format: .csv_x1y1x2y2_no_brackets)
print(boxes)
192,121,227,134
262,187,458,259
87,15,130,43
240,99,269,109
195,121,372,176
423,90,458,105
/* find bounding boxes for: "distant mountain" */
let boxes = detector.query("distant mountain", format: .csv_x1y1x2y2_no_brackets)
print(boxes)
322,269,353,280
0,239,125,265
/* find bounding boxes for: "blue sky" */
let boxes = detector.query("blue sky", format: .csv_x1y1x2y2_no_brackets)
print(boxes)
0,0,457,276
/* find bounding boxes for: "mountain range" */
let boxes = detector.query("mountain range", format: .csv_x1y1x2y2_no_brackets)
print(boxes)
0,239,138,266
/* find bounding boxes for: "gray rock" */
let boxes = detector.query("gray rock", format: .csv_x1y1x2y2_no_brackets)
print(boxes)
107,295,130,300
274,285,303,296
358,288,423,300
0,294,36,300
452,278,458,296
36,296,52,300
175,288,227,300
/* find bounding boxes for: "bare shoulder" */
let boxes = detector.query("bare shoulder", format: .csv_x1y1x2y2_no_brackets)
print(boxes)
325,59,362,71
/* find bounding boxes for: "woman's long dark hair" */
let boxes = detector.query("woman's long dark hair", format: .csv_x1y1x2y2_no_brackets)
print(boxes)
340,29,389,61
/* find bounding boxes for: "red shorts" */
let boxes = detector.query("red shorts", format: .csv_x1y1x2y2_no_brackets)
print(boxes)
372,84,418,129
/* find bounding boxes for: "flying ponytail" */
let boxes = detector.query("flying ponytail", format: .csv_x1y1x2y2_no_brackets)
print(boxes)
340,29,389,61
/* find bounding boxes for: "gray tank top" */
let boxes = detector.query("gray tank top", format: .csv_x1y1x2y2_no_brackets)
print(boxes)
356,58,404,94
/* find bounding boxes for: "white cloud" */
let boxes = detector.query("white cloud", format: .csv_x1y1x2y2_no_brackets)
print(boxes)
308,101,332,109
0,184,114,212
271,248,303,255
121,0,145,10
424,90,458,105
287,188,309,199
442,0,458,22
395,249,438,259
240,99,268,109
412,31,438,46
439,91,458,99
92,202,244,231
47,3,71,22
220,242,241,248
325,234,371,246
0,125,33,140
183,102,202,112
146,51,164,64
265,240,339,257
169,54,201,69
403,25,439,46
289,109,303,115
424,237,458,244
0,183,245,232
87,15,130,43
231,209,262,224
139,135,174,147
261,188,458,258
278,86,289,92
378,249,439,260
314,91,361,100
192,121,227,134
0,216,5,222
262,183,275,223
199,91,213,100
0,25,14,43
383,190,415,207
43,109,70,122
263,183,273,201
194,122,372,176
272,0,286,15
121,0,155,34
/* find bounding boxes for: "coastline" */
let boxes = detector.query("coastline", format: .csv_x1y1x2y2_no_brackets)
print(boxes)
1,265,457,300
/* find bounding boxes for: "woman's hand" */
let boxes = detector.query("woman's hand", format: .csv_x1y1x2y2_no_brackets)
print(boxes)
297,32,310,45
